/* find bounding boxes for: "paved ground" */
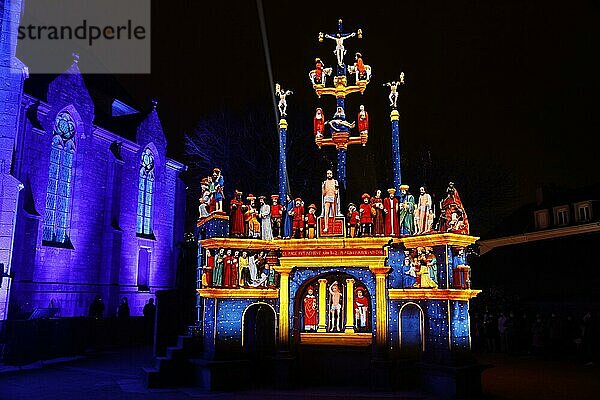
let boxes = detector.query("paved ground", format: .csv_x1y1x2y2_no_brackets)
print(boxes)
0,347,597,399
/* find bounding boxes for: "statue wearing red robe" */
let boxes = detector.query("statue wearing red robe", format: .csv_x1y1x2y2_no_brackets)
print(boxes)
314,108,325,137
230,193,245,237
439,183,470,235
303,289,318,331
292,201,305,238
205,251,214,287
383,194,400,237
354,291,369,331
223,252,235,288
357,106,369,134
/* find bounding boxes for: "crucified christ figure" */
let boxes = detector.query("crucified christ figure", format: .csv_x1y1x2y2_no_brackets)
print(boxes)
323,32,357,66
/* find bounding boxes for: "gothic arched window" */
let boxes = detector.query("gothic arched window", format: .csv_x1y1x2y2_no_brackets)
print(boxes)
137,148,155,236
43,110,76,244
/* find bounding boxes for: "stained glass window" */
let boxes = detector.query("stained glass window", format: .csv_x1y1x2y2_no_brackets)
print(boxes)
43,111,76,243
137,148,155,236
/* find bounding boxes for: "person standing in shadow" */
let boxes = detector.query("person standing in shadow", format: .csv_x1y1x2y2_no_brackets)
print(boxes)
143,298,156,344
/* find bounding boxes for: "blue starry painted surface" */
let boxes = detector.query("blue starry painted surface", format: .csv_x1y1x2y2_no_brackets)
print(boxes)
203,298,216,356
387,248,404,288
215,298,278,347
424,300,450,352
450,300,470,350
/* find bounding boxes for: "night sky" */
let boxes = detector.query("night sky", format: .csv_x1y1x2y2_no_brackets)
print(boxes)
25,0,600,236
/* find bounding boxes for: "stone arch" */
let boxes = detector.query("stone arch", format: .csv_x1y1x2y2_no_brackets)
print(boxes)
399,302,425,354
241,302,277,357
292,271,373,339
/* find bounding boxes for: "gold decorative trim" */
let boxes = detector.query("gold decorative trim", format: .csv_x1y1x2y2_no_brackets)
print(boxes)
393,233,479,247
279,256,387,268
300,332,373,346
197,288,279,298
390,109,400,121
388,289,481,301
199,235,478,250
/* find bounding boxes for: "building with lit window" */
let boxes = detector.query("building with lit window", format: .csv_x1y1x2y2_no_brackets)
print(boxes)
0,1,186,319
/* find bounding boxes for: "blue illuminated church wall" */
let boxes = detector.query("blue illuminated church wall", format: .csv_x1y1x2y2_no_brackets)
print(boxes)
0,18,187,317
0,0,28,320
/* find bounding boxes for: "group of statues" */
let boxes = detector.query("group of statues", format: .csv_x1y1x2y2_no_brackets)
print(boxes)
313,105,368,138
401,248,439,289
344,181,470,238
202,249,277,289
198,168,470,239
198,168,226,218
309,51,372,86
399,246,471,290
303,282,370,333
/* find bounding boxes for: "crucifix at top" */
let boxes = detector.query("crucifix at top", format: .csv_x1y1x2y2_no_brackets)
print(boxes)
310,19,371,192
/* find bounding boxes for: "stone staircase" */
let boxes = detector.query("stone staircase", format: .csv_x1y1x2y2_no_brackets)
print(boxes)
143,334,201,388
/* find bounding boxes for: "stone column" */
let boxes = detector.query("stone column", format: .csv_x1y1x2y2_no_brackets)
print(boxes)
276,266,293,346
345,278,355,333
370,266,391,348
317,278,328,332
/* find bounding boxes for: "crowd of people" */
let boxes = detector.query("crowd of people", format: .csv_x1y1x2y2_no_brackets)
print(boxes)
198,168,471,239
470,289,598,365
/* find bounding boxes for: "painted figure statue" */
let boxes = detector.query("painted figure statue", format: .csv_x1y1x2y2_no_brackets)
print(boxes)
231,250,240,288
351,52,372,82
425,247,438,285
309,58,332,86
276,83,293,117
248,252,258,283
398,184,416,235
357,105,369,134
383,188,400,237
198,178,211,219
245,194,261,239
270,195,284,239
354,288,369,332
283,194,294,239
321,169,341,233
414,186,434,235
259,196,273,241
303,286,318,332
359,193,373,237
328,281,343,332
223,249,234,288
314,108,325,137
212,168,224,213
347,203,360,238
213,248,225,287
322,30,357,66
204,249,215,287
452,247,471,289
239,250,251,287
371,189,385,236
402,250,417,288
305,204,318,239
417,247,438,289
439,182,470,235
291,198,305,239
229,190,246,237
327,107,355,133
384,73,405,108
